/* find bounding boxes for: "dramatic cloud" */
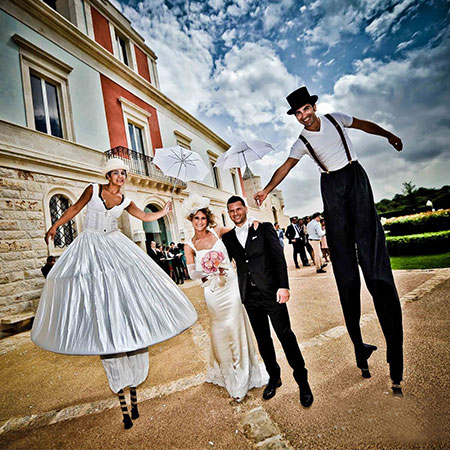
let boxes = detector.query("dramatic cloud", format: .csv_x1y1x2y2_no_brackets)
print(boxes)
115,0,449,215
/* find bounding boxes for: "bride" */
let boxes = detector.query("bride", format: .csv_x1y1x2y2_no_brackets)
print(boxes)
184,194,268,401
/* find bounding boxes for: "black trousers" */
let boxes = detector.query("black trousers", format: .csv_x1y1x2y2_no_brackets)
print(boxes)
244,282,307,384
292,241,308,266
321,162,403,382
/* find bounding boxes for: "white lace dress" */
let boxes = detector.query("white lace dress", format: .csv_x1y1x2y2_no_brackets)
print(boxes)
32,184,197,391
187,232,268,399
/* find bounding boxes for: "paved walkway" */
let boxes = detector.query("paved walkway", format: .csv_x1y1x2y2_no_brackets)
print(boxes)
0,264,449,449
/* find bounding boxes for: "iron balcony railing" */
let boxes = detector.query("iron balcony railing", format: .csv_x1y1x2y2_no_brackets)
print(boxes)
104,146,187,189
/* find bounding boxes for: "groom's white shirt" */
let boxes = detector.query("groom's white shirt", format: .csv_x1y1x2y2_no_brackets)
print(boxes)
235,219,250,248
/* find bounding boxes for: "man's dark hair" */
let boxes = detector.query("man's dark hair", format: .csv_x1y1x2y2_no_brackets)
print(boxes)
170,242,175,245
227,195,246,207
311,212,321,219
274,222,279,226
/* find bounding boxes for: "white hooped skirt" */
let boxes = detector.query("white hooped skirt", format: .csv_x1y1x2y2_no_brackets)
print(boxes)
31,230,198,356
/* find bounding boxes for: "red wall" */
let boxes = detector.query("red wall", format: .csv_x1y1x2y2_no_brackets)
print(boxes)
91,7,113,54
100,74,163,153
134,46,151,83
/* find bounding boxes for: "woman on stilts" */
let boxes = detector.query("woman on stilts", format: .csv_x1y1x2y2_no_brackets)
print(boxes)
31,158,198,429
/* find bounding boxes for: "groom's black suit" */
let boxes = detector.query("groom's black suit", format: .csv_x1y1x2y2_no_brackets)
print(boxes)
222,222,307,384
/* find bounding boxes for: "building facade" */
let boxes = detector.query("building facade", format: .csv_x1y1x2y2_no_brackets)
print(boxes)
0,0,289,317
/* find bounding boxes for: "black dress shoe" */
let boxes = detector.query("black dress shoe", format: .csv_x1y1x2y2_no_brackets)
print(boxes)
320,263,328,269
123,414,133,429
392,383,403,397
295,264,300,269
303,263,310,266
263,378,282,400
357,344,377,377
316,269,326,273
299,381,314,407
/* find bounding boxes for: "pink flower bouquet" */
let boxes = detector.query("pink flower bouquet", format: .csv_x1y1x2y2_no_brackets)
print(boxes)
201,250,226,274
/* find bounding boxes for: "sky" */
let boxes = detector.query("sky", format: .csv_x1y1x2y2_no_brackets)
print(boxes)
112,0,450,216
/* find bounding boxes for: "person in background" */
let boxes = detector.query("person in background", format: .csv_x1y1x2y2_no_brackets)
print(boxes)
274,222,285,248
177,243,190,280
320,219,330,262
41,255,56,278
302,216,315,264
307,213,327,273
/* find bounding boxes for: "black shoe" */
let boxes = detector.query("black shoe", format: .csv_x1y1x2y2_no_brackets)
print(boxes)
392,383,403,397
357,344,377,376
131,406,139,420
123,414,133,429
316,269,326,273
263,378,282,400
303,263,310,266
295,265,300,269
299,381,314,407
320,263,328,269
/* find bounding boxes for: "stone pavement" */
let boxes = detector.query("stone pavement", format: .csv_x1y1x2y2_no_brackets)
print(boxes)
0,264,449,449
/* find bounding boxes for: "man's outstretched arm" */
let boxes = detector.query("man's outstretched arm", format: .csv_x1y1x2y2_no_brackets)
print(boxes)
254,157,299,205
350,118,403,152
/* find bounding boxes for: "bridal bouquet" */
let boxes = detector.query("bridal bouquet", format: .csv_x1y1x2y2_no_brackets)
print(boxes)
200,250,227,290
201,250,225,274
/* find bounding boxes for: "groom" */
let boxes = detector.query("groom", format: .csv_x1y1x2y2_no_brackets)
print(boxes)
222,196,313,407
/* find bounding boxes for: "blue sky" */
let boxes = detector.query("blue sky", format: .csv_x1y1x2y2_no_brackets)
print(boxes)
113,0,450,216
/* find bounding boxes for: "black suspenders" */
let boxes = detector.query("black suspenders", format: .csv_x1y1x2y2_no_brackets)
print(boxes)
299,114,353,173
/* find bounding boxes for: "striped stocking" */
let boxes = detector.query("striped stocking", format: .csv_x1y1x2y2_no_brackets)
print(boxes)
118,389,133,429
130,387,139,420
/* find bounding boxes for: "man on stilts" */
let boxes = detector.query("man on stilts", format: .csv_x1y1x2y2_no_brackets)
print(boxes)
254,86,404,396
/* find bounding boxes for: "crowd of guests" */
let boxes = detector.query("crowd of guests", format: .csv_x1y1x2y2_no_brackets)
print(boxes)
43,218,328,283
276,214,329,274
147,241,189,284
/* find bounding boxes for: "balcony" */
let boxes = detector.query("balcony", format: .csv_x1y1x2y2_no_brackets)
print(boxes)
104,146,187,191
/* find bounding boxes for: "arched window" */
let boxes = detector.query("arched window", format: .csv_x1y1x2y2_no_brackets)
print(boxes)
49,194,77,248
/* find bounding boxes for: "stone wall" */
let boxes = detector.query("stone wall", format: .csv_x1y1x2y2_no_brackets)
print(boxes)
0,167,86,315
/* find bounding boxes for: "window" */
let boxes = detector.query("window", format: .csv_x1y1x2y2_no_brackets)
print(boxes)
30,73,63,138
49,194,77,248
208,151,221,189
222,214,226,227
128,122,145,154
120,97,152,155
231,170,239,194
15,34,74,140
115,32,129,66
174,130,192,150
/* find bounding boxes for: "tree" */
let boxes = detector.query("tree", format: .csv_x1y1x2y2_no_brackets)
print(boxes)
401,181,416,196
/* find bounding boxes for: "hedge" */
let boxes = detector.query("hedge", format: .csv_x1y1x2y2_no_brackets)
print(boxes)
386,230,450,256
383,210,450,236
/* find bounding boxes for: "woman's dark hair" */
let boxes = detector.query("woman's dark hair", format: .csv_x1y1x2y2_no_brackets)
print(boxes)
188,208,216,227
106,169,128,179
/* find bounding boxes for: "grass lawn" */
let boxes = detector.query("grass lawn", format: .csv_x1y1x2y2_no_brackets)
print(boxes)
390,252,450,270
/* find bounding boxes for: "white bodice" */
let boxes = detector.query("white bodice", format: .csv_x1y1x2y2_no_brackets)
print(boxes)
83,184,131,233
187,230,234,274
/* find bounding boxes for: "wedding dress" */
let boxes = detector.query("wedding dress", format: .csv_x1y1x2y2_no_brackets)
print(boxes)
187,230,268,399
31,183,198,357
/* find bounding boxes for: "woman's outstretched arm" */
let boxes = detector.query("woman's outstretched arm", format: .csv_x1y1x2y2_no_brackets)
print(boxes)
45,185,93,244
126,200,172,222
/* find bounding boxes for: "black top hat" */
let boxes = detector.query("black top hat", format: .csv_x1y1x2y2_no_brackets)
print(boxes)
286,86,318,115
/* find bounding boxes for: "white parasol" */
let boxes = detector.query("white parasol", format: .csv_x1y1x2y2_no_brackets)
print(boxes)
153,145,209,197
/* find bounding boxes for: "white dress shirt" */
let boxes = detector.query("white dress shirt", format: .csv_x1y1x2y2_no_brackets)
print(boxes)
235,219,250,248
